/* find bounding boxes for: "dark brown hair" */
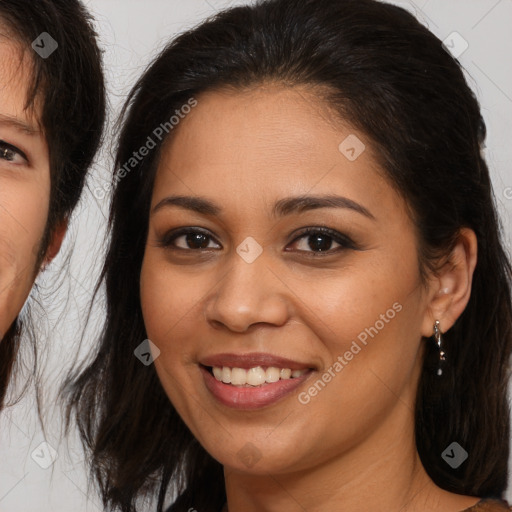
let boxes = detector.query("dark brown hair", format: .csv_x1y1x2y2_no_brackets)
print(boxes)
66,0,512,510
0,0,106,407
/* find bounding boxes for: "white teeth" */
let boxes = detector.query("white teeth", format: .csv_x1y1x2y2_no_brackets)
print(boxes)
231,367,247,386
221,367,231,384
211,365,309,386
265,367,280,383
280,368,292,379
247,366,266,386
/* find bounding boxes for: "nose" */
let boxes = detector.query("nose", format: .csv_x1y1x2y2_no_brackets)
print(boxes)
203,249,290,333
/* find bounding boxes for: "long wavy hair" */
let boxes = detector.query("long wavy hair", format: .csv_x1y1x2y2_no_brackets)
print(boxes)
0,0,106,407
66,0,512,510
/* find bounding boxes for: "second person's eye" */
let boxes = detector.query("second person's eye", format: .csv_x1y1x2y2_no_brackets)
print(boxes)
0,141,28,166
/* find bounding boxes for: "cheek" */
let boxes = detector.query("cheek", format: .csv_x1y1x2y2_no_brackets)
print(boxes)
290,246,424,401
0,177,50,338
291,247,420,347
281,272,424,466
140,251,201,355
141,255,176,326
300,256,422,397
140,252,210,427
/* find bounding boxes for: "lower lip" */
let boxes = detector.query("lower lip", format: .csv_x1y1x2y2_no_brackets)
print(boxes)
200,366,313,410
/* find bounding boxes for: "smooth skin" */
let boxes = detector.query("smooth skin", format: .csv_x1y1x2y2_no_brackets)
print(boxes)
0,35,66,341
140,85,479,512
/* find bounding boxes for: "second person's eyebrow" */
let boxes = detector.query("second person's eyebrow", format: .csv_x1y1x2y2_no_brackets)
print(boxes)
0,113,39,135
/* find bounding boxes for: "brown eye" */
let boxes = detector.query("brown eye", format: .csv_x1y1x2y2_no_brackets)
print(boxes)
287,227,356,255
159,228,221,251
0,141,28,165
178,232,212,250
295,233,340,252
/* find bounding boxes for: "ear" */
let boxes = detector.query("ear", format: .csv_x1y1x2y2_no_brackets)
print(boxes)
421,227,478,337
42,217,68,268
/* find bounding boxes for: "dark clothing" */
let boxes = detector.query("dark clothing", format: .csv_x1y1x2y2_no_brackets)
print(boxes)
464,499,512,511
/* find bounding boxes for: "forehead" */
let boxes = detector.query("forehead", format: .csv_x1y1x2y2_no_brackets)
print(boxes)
156,86,385,196
167,85,343,157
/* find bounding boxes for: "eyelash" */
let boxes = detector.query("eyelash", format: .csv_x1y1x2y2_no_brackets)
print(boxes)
0,140,28,165
157,226,357,256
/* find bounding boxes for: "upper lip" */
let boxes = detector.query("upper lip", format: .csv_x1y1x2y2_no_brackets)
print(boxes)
200,352,314,371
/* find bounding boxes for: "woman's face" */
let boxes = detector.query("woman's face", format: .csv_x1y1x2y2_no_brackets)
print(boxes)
140,85,435,475
0,37,50,340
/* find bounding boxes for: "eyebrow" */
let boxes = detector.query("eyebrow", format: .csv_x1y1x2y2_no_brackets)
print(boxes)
0,114,39,135
152,194,375,220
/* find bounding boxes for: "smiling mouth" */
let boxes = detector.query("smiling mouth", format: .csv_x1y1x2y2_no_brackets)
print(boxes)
200,362,315,409
204,365,311,387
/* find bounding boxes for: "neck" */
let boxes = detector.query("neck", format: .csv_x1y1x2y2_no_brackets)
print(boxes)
223,400,478,512
225,442,429,511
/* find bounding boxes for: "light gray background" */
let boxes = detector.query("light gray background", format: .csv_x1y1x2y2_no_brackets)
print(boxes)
0,1,511,510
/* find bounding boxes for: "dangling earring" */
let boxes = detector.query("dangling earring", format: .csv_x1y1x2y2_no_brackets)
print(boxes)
433,320,446,376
